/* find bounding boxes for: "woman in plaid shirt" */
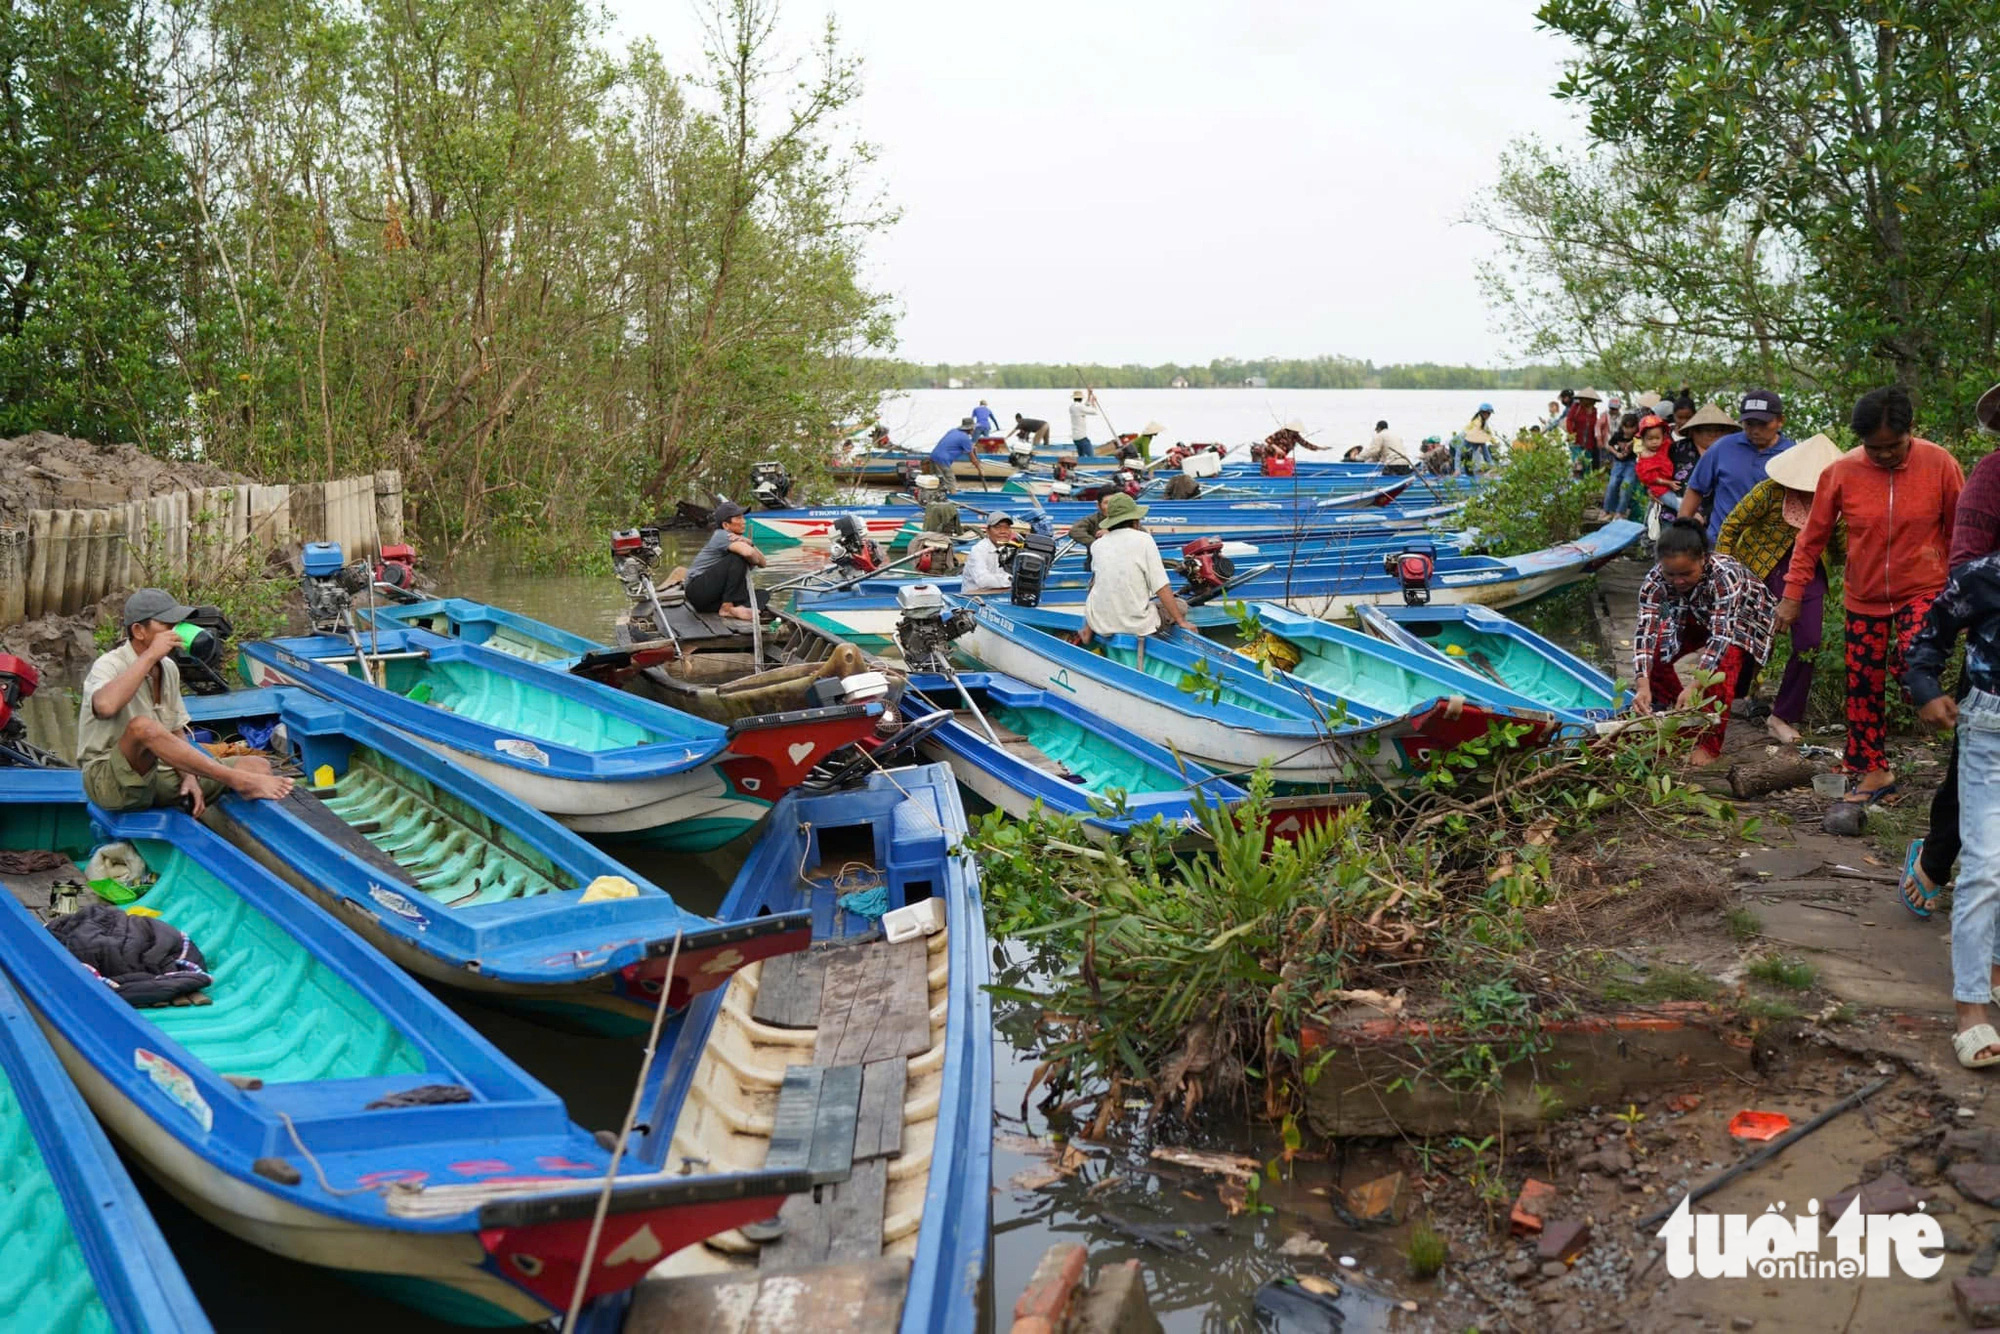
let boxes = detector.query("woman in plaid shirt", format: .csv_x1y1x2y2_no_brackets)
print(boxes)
1633,519,1779,766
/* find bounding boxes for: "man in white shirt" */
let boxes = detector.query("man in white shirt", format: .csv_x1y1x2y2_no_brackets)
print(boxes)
79,588,293,814
960,514,1017,595
1359,420,1411,469
1068,390,1099,457
1079,494,1195,642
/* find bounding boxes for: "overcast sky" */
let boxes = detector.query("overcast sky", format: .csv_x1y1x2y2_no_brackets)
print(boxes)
612,0,1587,368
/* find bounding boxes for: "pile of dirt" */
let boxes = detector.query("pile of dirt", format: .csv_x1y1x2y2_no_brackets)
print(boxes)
0,593,119,686
2,432,249,528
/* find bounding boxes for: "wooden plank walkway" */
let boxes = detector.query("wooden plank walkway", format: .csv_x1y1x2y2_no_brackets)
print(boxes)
1591,559,1647,665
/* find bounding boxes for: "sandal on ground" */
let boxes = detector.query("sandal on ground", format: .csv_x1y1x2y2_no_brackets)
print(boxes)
1901,838,1941,919
1840,780,1901,807
1955,1024,2000,1069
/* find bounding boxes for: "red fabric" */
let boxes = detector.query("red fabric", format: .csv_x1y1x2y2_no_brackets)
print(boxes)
1564,401,1597,446
1635,450,1677,498
1841,594,1934,774
1954,450,2000,567
1786,439,1962,613
1646,633,1753,758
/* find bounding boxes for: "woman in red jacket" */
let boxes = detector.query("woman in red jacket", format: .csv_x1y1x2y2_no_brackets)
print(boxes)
1776,387,1964,806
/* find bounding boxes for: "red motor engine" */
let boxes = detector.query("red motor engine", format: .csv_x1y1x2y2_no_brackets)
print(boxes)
1177,537,1236,605
1383,547,1437,606
0,653,58,767
1262,452,1295,478
373,541,418,590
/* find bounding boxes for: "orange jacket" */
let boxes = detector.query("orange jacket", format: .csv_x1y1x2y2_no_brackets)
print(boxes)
1785,439,1963,614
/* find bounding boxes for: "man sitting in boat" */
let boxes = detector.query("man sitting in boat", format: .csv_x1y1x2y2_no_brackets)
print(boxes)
684,500,769,622
1013,412,1050,447
1076,494,1196,645
961,514,1018,595
79,588,294,815
1360,420,1414,473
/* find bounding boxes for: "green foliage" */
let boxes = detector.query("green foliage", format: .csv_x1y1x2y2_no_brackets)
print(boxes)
1601,964,1722,1004
1725,907,1763,942
1747,954,1818,992
1739,996,1803,1023
1458,437,1597,557
1405,1222,1448,1280
1493,1,2000,427
0,0,197,447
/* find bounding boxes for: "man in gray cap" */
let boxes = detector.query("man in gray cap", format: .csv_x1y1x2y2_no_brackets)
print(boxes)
683,500,768,621
78,588,294,814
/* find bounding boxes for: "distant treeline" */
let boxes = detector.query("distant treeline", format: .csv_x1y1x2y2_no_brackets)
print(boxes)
881,358,1580,392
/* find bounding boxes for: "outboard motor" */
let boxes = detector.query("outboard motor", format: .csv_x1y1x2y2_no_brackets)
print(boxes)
1177,537,1236,605
1008,443,1037,469
0,654,60,767
828,514,882,573
373,542,418,592
1051,458,1075,482
1384,545,1437,606
301,541,358,633
1009,532,1058,607
893,584,976,672
611,527,662,598
750,460,794,509
912,472,944,505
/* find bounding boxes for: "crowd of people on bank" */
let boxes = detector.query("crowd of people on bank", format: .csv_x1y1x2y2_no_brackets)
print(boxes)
1621,381,2000,1070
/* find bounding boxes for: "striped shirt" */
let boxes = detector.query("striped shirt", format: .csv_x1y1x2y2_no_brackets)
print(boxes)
1633,553,1777,677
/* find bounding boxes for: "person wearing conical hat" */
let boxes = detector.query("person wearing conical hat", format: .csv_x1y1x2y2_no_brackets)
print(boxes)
1565,388,1604,472
1715,433,1847,743
1778,387,1964,809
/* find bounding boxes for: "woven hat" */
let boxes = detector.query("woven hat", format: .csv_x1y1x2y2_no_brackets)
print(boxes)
1282,419,1306,433
1140,421,1165,434
1101,492,1148,529
1574,387,1603,403
1637,391,1662,410
1978,382,2000,435
1764,433,1844,492
1682,403,1739,433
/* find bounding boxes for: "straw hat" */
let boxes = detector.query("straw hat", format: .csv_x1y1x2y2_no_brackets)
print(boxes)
1574,387,1603,403
1281,419,1306,433
1764,433,1844,492
1978,382,2000,435
1637,391,1663,410
1681,403,1739,433
1463,426,1493,445
1140,420,1165,434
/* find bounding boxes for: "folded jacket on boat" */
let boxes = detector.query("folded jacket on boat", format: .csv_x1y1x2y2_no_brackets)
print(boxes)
47,901,212,1006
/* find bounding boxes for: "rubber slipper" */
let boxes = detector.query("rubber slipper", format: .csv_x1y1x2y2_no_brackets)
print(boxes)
1901,838,1940,920
1956,1023,2000,1069
1840,781,1900,807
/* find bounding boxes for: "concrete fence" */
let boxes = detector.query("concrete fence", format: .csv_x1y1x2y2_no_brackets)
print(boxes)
0,470,403,626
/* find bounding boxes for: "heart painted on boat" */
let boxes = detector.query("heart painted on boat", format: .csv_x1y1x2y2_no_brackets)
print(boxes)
787,741,816,764
603,1223,663,1267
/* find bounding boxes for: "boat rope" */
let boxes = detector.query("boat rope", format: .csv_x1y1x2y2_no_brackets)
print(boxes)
278,1112,390,1197
560,927,683,1333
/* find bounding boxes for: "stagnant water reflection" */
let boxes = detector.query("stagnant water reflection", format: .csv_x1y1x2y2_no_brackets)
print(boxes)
19,546,1612,1331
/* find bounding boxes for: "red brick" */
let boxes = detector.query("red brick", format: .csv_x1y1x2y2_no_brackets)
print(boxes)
1014,1243,1088,1323
1510,1179,1559,1235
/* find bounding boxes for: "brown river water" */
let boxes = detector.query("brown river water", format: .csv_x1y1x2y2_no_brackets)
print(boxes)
17,542,1610,1333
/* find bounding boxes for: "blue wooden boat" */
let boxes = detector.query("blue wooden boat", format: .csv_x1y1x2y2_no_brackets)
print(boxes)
903,671,1355,841
0,967,211,1333
791,521,1645,650
580,765,991,1334
1210,602,1568,727
957,604,1552,789
239,627,882,847
0,769,816,1326
748,481,1426,549
1356,604,1625,722
184,687,812,1037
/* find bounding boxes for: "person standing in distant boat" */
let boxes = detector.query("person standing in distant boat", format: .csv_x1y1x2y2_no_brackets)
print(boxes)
1078,493,1194,644
928,416,982,495
1014,413,1050,446
1069,390,1100,457
971,400,999,437
683,500,769,622
1461,403,1499,469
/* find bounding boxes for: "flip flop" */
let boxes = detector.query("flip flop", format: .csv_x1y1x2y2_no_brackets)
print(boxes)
1840,780,1900,807
1957,1023,2000,1069
1901,838,1941,919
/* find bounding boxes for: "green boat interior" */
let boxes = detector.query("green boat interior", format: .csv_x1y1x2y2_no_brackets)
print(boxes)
335,655,666,751
1265,635,1436,716
0,1058,111,1334
1399,622,1610,712
1093,642,1297,720
1,803,427,1088
980,700,1184,796
309,748,572,906
391,612,571,665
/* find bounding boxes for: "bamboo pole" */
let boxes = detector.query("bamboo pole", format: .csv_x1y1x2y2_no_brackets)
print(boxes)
24,511,51,620
83,509,109,604
0,527,26,625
